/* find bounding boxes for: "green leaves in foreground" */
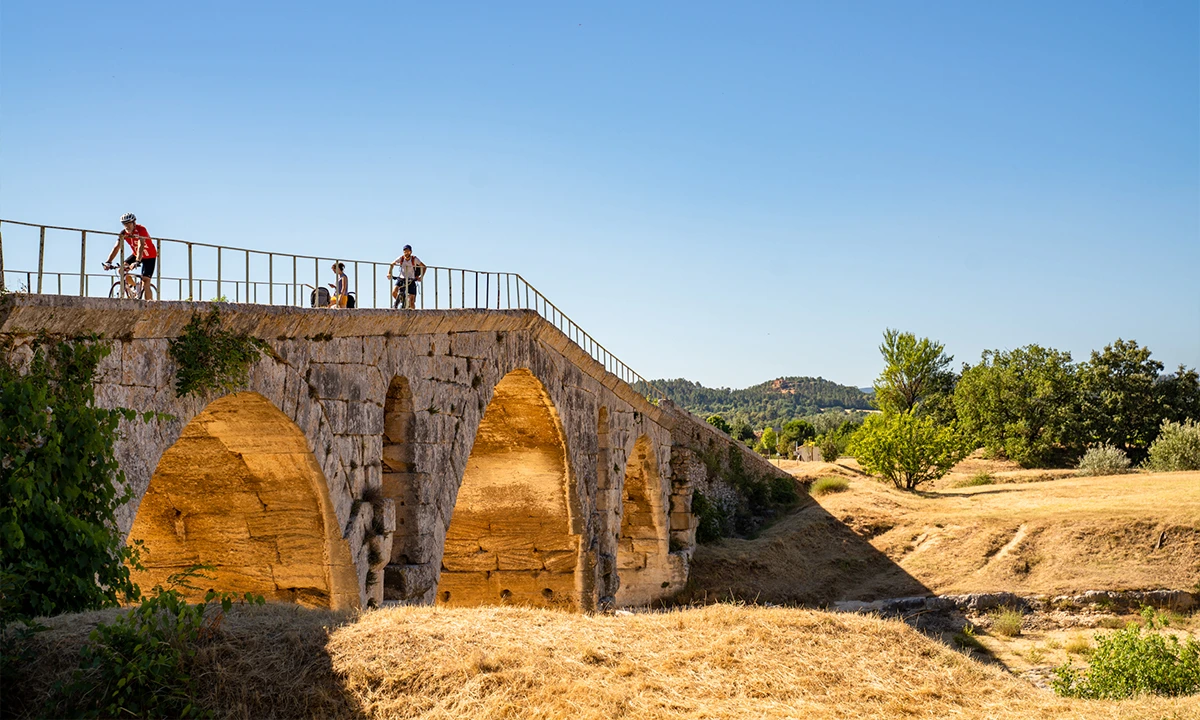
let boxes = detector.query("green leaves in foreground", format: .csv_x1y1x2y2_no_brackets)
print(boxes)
168,308,268,398
55,565,266,719
0,336,141,621
1052,608,1200,699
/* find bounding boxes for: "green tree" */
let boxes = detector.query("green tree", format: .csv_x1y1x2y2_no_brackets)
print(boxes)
1078,339,1166,454
777,419,816,449
706,414,732,435
954,345,1082,467
1158,365,1200,424
872,329,957,422
1,337,142,621
849,412,969,490
731,420,756,445
754,427,779,457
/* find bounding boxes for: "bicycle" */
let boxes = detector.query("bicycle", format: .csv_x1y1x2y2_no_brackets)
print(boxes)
105,260,157,300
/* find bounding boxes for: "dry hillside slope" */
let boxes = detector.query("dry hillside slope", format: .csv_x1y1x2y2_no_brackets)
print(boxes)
689,468,1200,604
10,604,1197,720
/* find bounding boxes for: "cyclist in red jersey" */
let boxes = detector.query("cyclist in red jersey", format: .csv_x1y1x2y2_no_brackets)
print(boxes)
104,212,157,300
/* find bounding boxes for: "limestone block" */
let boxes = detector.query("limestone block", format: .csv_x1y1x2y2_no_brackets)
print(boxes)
308,363,349,400
489,570,578,607
435,571,495,606
382,442,417,470
478,534,535,553
383,562,438,602
539,550,577,573
121,340,168,388
529,531,577,553
443,550,498,572
244,509,322,538
432,355,469,384
616,552,646,571
274,533,330,566
670,494,692,515
496,549,542,571
670,511,696,531
631,538,661,555
442,536,482,556
363,336,385,367
271,563,329,593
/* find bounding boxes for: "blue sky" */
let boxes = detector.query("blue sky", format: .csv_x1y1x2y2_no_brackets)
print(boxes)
3,1,1197,388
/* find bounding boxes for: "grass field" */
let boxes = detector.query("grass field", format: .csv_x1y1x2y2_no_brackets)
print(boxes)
691,464,1200,603
10,603,1199,720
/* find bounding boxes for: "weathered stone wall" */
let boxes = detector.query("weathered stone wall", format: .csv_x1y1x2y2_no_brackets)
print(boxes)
0,295,794,610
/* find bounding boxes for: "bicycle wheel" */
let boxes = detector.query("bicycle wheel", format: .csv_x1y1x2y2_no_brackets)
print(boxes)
109,281,123,299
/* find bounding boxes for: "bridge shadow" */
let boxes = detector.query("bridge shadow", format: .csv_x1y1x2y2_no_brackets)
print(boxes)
677,494,1004,666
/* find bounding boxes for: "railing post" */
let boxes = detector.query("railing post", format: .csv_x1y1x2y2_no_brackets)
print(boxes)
269,253,274,305
37,226,45,293
372,262,377,308
217,247,222,300
187,243,194,301
245,250,250,304
292,256,297,306
156,240,162,300
0,222,6,291
79,230,87,296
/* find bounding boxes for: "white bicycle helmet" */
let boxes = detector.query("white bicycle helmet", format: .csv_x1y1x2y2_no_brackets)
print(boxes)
120,212,137,224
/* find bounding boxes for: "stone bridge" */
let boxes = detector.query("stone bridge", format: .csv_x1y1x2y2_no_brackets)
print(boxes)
1,295,793,611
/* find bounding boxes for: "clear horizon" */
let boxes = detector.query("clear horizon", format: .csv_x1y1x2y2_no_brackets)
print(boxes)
3,1,1197,388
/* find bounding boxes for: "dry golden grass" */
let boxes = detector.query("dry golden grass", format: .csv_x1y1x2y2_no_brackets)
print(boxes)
690,469,1200,603
11,603,1199,720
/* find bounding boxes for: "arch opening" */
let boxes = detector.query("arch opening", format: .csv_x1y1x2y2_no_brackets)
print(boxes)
436,369,580,608
615,434,669,606
127,392,359,609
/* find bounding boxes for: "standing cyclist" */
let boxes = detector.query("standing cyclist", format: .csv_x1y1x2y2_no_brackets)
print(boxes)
104,213,157,300
388,244,425,309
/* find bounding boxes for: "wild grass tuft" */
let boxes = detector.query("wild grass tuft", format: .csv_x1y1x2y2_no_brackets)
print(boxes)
989,607,1024,637
811,477,850,496
957,472,996,488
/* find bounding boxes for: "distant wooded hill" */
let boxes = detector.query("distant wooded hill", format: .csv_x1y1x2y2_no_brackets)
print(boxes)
651,376,874,429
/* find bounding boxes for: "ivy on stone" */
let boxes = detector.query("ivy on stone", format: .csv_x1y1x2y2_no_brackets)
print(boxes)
168,308,268,398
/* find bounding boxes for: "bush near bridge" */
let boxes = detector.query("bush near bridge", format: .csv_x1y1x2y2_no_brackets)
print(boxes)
0,335,143,623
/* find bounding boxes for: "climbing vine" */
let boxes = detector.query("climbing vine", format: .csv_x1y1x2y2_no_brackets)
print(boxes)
168,308,268,398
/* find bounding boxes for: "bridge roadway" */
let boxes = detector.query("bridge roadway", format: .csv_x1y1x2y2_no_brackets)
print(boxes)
1,294,791,610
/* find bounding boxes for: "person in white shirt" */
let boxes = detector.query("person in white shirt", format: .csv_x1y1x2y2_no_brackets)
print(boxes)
388,245,426,309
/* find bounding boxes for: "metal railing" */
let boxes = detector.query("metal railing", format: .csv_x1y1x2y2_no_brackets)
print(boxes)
0,218,664,398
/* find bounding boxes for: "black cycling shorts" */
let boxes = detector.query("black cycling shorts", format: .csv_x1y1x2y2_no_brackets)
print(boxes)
124,255,156,277
395,278,418,295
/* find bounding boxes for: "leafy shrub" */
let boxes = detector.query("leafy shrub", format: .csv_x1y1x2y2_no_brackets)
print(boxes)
811,477,849,496
849,411,970,490
705,414,731,435
1076,443,1132,476
818,434,840,463
168,308,268,397
54,567,265,718
692,491,727,544
989,607,1024,637
769,476,800,505
1,336,144,621
1052,609,1200,699
1144,419,1200,472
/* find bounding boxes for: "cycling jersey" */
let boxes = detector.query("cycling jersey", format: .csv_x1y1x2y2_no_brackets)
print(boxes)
122,224,157,259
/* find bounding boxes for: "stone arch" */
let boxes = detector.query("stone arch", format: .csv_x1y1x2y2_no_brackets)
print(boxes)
436,368,581,608
127,392,359,609
615,434,669,606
